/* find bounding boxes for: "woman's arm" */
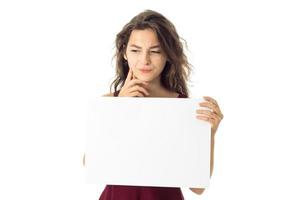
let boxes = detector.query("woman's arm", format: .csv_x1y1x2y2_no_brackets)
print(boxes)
83,153,85,167
189,134,215,195
190,96,223,195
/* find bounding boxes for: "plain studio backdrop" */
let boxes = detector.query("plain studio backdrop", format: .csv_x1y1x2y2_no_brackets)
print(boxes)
0,0,299,199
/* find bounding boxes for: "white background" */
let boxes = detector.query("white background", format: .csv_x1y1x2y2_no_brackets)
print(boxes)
0,0,299,199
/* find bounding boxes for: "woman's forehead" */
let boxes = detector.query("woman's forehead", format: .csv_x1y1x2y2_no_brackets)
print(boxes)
127,29,160,47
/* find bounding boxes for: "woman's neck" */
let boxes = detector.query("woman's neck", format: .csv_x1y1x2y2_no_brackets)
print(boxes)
144,77,178,98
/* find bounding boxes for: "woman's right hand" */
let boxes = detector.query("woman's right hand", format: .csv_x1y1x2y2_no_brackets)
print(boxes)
118,68,150,97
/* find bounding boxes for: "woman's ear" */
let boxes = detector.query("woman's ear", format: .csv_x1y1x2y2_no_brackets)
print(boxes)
123,44,128,60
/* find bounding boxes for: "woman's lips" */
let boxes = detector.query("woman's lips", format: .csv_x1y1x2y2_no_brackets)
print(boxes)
139,69,152,73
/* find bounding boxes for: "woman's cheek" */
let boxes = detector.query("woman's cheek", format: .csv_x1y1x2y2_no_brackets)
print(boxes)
128,59,138,69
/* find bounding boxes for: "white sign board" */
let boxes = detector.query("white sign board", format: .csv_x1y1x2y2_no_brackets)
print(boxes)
86,97,211,188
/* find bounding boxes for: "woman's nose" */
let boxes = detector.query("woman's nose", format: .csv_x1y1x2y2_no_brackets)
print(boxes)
139,52,150,65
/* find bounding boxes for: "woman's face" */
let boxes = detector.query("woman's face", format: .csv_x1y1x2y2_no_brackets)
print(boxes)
124,28,167,82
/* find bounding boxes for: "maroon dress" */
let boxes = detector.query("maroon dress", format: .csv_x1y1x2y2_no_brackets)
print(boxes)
99,90,188,200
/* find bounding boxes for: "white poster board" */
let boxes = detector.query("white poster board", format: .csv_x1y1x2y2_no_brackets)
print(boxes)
86,97,211,188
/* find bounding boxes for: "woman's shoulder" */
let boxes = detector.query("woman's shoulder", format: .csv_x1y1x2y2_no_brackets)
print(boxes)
102,93,114,97
102,90,119,97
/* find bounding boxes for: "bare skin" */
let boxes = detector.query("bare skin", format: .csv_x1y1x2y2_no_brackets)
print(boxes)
119,29,179,98
118,67,179,98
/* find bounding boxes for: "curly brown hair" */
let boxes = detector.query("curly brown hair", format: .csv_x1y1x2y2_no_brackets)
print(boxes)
110,9,192,97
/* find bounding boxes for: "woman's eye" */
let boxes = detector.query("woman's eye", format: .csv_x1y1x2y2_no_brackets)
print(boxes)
131,50,140,53
151,51,161,54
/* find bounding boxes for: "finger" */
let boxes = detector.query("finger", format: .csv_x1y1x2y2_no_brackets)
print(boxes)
133,73,138,80
132,85,149,96
196,112,219,122
203,97,223,118
196,109,222,120
127,79,149,88
131,91,144,97
128,85,150,96
196,115,214,126
203,96,218,105
196,114,218,126
199,102,221,114
124,68,133,85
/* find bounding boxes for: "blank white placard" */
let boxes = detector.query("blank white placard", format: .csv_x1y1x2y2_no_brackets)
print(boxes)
86,97,211,188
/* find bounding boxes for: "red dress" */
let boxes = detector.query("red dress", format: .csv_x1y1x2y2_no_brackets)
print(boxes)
99,90,188,200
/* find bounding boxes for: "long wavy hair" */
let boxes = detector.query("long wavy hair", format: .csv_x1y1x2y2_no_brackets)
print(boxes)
110,9,192,97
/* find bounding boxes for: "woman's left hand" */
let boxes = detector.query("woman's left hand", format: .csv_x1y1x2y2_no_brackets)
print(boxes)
196,96,223,136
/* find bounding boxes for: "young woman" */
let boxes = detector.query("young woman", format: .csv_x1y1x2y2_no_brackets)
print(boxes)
84,9,223,200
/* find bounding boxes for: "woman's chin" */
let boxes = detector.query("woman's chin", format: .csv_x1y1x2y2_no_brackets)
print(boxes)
136,76,153,82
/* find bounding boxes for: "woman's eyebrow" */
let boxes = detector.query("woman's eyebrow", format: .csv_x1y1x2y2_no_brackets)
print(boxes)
129,44,161,49
130,44,142,49
149,45,161,49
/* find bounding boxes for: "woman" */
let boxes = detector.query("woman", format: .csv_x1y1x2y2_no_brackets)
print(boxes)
84,9,223,199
